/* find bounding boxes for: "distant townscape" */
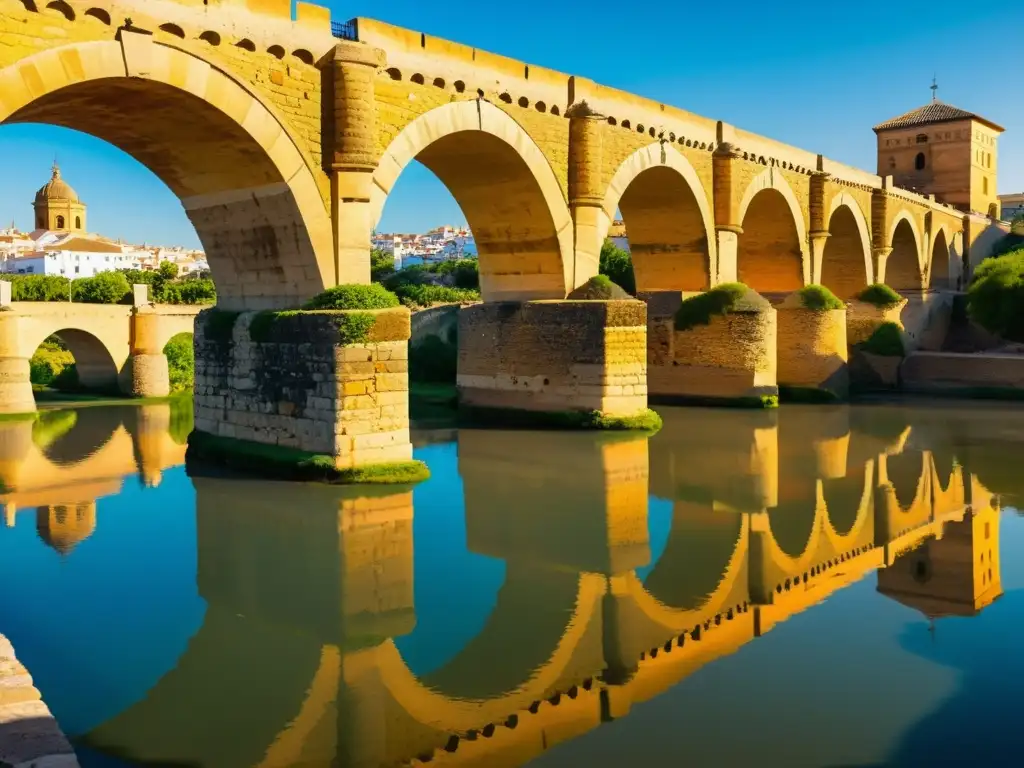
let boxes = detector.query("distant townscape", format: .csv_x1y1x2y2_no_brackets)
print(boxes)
0,163,208,279
372,224,477,264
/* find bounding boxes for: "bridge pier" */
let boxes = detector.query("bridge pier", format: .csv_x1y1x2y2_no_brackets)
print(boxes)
126,307,171,398
0,313,35,416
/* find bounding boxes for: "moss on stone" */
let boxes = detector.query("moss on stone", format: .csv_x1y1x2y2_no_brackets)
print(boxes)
566,275,631,300
674,283,766,332
858,321,905,357
778,385,843,404
186,430,430,485
204,309,240,343
0,411,39,423
248,309,386,346
458,405,663,433
304,283,400,310
856,283,903,309
650,393,779,409
793,284,844,311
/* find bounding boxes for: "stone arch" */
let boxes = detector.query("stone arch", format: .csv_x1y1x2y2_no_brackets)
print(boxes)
30,328,122,392
372,100,574,301
885,212,924,292
929,226,952,289
0,39,334,311
821,192,872,299
737,169,809,294
600,143,716,292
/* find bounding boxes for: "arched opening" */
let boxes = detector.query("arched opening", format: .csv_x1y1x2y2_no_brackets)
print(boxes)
737,187,804,295
613,162,711,293
821,203,870,300
163,332,194,393
768,497,819,560
886,217,922,292
914,152,926,171
373,101,570,301
929,228,951,289
888,450,926,510
822,473,865,537
75,215,81,230
55,214,65,229
1,42,332,310
29,330,120,395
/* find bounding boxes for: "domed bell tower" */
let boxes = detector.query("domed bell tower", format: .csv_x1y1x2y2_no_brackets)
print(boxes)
33,162,86,233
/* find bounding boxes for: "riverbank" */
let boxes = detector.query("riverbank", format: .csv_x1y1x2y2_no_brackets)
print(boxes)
0,633,79,767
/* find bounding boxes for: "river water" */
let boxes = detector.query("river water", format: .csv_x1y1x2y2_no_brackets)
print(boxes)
1,399,1023,767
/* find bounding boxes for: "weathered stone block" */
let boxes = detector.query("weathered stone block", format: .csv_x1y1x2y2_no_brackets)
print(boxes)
776,301,849,397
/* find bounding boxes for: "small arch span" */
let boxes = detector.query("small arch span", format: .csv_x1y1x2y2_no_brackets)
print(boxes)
292,49,314,66
198,31,221,46
235,38,256,52
385,67,402,81
44,0,73,20
267,45,285,60
453,80,465,93
410,73,425,85
432,77,446,89
159,23,185,38
518,97,529,108
737,169,809,294
886,213,923,291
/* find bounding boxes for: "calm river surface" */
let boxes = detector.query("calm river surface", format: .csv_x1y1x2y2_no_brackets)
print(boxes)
1,399,1024,767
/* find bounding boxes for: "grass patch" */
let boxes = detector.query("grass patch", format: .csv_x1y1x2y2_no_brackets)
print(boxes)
796,284,844,311
304,283,400,310
458,405,663,433
186,430,430,485
857,322,905,357
856,283,903,309
0,411,39,423
778,385,843,404
674,283,758,332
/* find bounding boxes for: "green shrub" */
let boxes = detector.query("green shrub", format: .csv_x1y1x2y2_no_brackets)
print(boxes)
304,283,400,310
370,248,396,282
432,258,480,289
29,338,74,387
796,284,844,311
967,249,1024,342
73,271,131,304
599,239,636,295
159,278,217,305
858,321,905,357
410,334,458,383
51,362,80,392
31,410,77,450
989,232,1024,259
391,283,479,308
567,274,631,300
856,283,903,309
4,275,71,301
168,397,194,445
203,309,240,343
674,282,752,331
164,333,194,393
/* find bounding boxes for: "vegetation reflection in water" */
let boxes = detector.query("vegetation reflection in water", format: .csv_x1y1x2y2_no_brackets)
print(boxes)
0,400,1024,766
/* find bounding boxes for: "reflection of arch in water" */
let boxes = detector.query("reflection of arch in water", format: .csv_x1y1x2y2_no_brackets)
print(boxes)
875,449,933,545
821,459,875,554
928,450,965,519
39,406,123,467
885,449,929,511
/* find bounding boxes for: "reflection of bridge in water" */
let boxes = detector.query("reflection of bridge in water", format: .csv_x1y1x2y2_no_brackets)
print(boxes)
74,404,1003,768
0,404,189,553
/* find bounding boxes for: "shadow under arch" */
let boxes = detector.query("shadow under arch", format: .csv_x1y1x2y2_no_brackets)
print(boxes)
929,226,951,289
821,195,872,299
887,449,928,511
35,329,121,393
768,493,821,560
0,39,333,309
371,100,573,301
737,170,808,295
38,405,124,467
886,215,924,292
601,143,715,292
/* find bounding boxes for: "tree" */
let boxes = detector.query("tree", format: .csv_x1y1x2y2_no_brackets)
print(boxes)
73,270,131,304
599,239,636,295
966,248,1024,342
371,248,395,282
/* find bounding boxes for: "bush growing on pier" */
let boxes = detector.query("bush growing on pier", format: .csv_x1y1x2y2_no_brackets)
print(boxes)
370,248,396,281
567,274,632,300
303,283,400,310
857,322,905,357
856,283,903,309
796,284,844,311
674,282,752,332
599,239,636,295
967,249,1024,342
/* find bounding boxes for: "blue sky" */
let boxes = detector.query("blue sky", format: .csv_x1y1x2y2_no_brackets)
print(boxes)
0,0,1017,248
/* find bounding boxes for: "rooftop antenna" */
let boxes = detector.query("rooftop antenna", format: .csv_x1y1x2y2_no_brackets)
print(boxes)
931,75,939,103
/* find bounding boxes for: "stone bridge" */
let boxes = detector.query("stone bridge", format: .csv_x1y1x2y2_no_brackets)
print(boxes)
54,406,1000,767
0,293,202,411
0,0,1011,459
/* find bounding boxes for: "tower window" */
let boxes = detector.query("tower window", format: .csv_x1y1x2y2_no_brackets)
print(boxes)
914,152,926,171
55,215,65,229
889,156,896,170
916,133,928,143
983,177,989,195
75,216,81,229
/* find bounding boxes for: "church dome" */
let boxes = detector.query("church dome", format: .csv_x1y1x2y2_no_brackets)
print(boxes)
34,163,79,204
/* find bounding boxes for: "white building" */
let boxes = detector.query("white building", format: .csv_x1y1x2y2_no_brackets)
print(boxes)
3,231,131,277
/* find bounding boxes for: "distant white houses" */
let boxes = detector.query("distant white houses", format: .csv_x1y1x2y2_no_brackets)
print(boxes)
3,230,131,277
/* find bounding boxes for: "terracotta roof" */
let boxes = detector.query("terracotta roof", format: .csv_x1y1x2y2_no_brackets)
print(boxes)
874,101,1004,133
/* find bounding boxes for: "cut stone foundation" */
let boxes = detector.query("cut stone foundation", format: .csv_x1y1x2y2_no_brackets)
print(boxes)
776,298,848,399
192,307,416,474
648,288,778,406
457,300,653,426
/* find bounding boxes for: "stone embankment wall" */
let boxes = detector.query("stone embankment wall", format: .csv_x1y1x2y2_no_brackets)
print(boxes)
457,300,647,416
776,305,848,395
0,633,79,767
193,308,413,467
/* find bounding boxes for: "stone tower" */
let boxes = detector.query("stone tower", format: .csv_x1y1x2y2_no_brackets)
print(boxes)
33,162,86,233
35,502,97,555
874,93,1004,218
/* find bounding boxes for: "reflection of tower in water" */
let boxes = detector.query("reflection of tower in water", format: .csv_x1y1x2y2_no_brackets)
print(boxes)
877,478,1003,620
35,502,97,555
